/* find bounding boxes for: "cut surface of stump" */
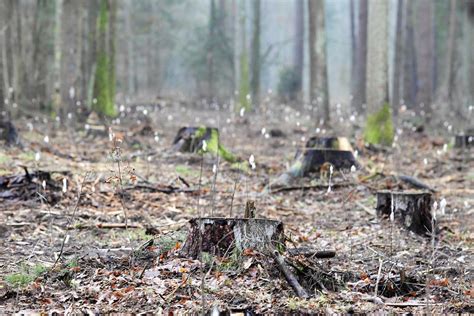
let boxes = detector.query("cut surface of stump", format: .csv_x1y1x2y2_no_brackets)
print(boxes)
376,190,434,235
180,217,284,259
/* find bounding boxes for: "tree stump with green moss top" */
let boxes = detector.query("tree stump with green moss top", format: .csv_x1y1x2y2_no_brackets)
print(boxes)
180,217,285,259
172,126,237,162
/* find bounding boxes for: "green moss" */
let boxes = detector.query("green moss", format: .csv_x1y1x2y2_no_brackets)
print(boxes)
5,264,47,288
196,127,237,163
364,103,394,146
175,165,198,177
92,0,116,118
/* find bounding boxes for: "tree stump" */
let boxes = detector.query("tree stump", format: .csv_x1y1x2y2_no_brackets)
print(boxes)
454,134,473,148
376,190,434,235
180,217,285,259
172,126,237,162
288,136,358,177
172,126,217,153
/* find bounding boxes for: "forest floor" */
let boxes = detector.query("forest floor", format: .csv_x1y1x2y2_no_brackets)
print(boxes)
0,102,473,314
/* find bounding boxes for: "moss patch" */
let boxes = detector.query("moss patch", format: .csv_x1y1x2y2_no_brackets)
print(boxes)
364,103,394,146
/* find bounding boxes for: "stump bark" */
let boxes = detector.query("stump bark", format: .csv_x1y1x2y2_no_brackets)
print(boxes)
454,134,473,148
172,126,217,153
376,190,434,235
288,136,358,177
180,217,285,259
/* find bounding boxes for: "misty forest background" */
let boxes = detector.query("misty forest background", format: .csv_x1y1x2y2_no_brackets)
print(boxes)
0,0,473,139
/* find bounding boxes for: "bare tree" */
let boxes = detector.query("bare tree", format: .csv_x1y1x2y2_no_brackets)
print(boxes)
250,0,261,107
391,0,404,116
352,0,368,114
415,0,435,117
308,0,329,125
402,0,417,108
443,0,458,107
366,0,388,113
293,0,304,99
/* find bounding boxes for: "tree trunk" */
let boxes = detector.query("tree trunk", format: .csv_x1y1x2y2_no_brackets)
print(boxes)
124,0,135,97
32,0,54,108
293,0,304,99
250,0,261,107
391,0,404,116
349,0,356,108
207,0,217,101
60,0,81,118
444,0,457,107
108,0,117,105
53,0,63,114
352,0,367,114
308,0,329,125
366,0,389,114
92,0,115,117
0,0,5,113
415,0,435,118
401,0,417,108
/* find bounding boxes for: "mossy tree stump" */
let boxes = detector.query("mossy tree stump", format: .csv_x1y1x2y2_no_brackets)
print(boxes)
376,190,434,235
180,217,285,259
172,126,237,162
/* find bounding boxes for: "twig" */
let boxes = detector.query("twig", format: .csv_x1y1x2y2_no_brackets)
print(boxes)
374,258,384,297
272,250,309,298
52,172,89,270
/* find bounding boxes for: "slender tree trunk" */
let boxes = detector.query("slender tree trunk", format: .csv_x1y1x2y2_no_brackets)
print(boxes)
207,0,217,100
391,0,404,116
366,0,389,114
53,0,63,113
415,0,435,118
294,0,304,99
12,0,24,102
124,0,134,97
250,0,261,107
308,0,329,125
352,0,368,114
108,0,117,104
61,0,80,117
402,0,417,108
350,0,357,106
444,0,457,107
4,0,13,102
0,0,5,113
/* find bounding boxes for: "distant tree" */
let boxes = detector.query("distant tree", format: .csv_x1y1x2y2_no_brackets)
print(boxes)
308,0,329,125
250,0,261,107
92,0,116,117
415,0,435,118
391,0,404,116
365,0,393,145
293,0,304,100
53,0,63,114
352,0,368,114
0,0,5,112
443,0,458,107
60,0,82,117
238,1,250,111
32,0,55,107
402,0,417,108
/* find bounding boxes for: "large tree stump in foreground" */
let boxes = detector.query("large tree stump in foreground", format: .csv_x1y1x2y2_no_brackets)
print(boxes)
376,190,434,235
180,217,285,259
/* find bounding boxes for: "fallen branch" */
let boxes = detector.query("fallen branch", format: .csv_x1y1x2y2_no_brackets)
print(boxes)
270,182,355,193
123,183,197,194
272,250,309,299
